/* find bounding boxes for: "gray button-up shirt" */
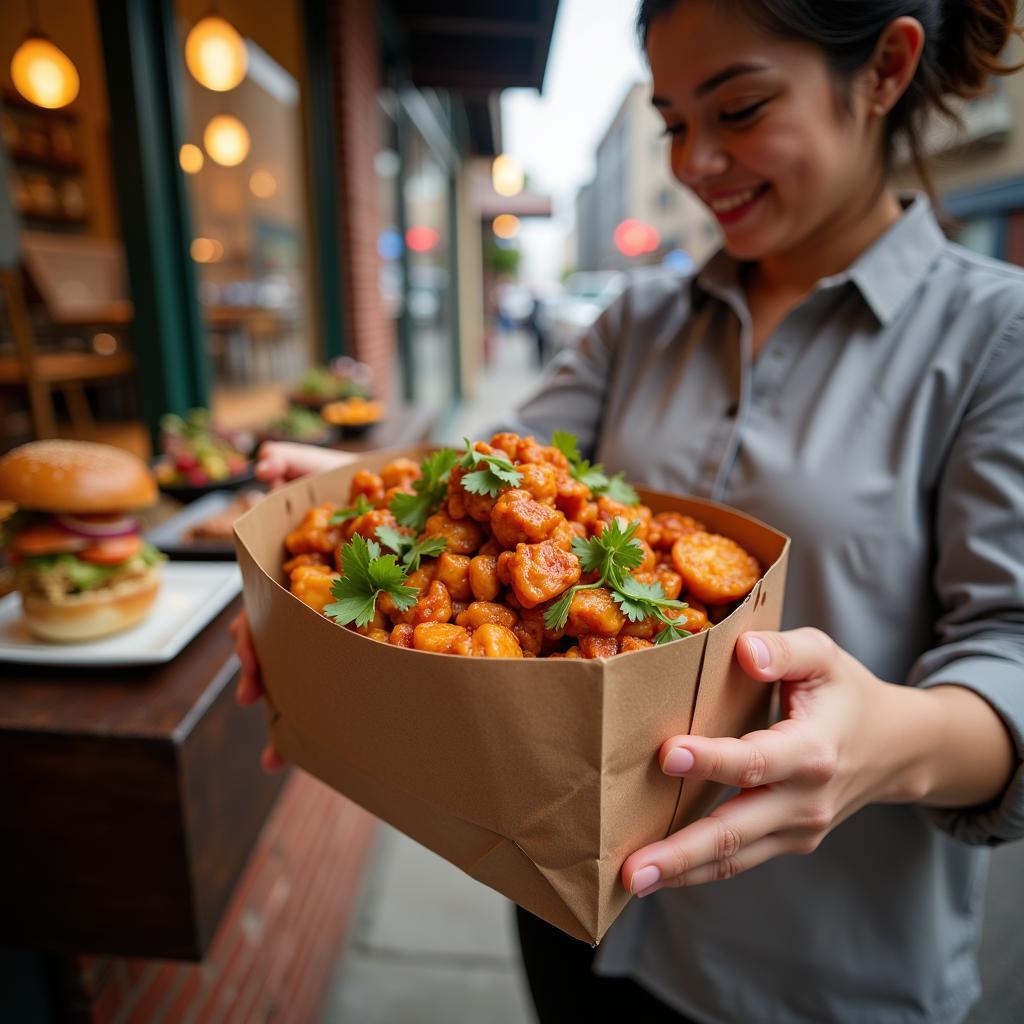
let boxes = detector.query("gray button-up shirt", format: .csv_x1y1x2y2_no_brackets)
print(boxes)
505,195,1024,1023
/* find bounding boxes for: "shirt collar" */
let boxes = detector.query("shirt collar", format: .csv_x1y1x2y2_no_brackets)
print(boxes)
693,193,947,326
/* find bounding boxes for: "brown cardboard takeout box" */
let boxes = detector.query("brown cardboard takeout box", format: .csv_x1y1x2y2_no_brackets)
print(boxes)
234,446,790,944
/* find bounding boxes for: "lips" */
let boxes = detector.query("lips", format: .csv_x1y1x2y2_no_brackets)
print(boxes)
704,183,771,224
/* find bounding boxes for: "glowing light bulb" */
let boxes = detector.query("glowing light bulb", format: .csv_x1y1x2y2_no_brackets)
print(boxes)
249,169,277,198
179,143,204,174
491,155,524,198
204,115,250,167
492,214,520,239
10,36,80,110
184,16,247,92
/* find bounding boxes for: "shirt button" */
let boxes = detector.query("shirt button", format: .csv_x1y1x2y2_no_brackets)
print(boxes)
725,402,739,418
771,348,785,360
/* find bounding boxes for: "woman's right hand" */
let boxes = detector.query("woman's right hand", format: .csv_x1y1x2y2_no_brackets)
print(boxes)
231,610,287,772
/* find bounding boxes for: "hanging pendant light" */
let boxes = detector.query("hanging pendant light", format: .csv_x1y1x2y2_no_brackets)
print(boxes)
185,15,247,92
204,114,250,166
10,2,80,110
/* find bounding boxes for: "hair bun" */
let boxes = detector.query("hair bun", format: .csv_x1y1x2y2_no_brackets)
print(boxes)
938,0,1022,99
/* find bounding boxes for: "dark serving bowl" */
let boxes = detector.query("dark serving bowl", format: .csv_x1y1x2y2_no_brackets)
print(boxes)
152,460,257,504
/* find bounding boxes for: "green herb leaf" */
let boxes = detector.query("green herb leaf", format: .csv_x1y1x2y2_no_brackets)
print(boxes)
611,575,687,623
543,583,593,632
653,619,692,645
389,449,460,532
596,472,639,506
324,534,418,627
375,525,447,572
328,494,375,525
459,439,523,497
571,519,645,589
550,430,638,503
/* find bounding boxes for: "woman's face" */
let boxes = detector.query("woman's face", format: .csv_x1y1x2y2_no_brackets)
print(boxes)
647,0,880,263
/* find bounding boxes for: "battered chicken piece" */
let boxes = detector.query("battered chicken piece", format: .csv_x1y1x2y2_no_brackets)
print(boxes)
619,636,654,653
285,503,342,555
470,622,523,657
490,488,562,548
389,623,415,647
468,554,501,601
423,510,483,554
506,540,581,609
579,634,619,659
344,508,398,543
671,531,761,604
565,587,626,637
283,552,329,574
647,511,705,551
434,552,472,601
380,457,421,490
396,579,453,625
517,462,558,505
412,622,472,656
289,564,340,615
555,474,591,521
348,470,385,506
455,601,517,630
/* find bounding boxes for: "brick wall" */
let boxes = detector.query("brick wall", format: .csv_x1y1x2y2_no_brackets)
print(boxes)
61,773,376,1024
331,0,395,400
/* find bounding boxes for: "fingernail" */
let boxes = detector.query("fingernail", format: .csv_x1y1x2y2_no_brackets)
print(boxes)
637,883,662,898
663,747,695,775
748,635,770,670
631,865,660,894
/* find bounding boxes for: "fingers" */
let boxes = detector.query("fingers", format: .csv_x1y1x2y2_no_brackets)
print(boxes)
627,832,795,895
659,726,815,789
736,627,841,683
256,441,360,485
230,611,264,706
260,743,287,774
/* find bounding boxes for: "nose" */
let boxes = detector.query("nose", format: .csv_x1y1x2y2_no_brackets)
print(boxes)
670,129,729,186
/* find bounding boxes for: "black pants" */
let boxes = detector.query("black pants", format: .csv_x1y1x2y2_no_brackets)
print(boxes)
515,906,698,1023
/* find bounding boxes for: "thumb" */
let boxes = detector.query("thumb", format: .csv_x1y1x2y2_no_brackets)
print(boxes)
737,627,840,684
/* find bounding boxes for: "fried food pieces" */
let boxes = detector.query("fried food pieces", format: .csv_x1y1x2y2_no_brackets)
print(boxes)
281,434,763,658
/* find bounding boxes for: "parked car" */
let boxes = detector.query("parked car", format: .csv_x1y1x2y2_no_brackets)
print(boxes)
548,271,626,351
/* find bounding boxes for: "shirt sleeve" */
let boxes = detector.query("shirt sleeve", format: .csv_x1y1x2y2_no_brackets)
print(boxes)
907,309,1024,845
492,287,627,455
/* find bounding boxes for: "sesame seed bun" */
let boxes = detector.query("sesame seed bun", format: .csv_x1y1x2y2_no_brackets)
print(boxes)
0,440,157,513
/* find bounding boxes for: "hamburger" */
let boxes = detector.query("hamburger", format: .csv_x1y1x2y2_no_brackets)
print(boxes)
0,440,164,642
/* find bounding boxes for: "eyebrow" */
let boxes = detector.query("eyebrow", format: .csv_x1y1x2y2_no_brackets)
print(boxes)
651,61,771,107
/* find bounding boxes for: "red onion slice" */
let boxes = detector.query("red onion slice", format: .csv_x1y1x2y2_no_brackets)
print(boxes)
53,514,140,539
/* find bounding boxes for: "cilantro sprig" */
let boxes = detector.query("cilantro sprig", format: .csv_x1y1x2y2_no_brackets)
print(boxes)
324,534,418,628
389,449,460,532
459,439,523,497
328,494,375,525
551,431,639,505
543,518,691,645
375,524,448,572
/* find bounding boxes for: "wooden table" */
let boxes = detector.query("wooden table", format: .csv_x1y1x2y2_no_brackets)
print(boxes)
0,405,437,961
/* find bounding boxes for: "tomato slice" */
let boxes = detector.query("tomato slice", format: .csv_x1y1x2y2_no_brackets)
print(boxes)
79,535,143,565
13,524,87,556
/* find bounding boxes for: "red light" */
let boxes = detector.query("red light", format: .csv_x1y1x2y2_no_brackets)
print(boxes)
614,219,660,257
405,225,440,253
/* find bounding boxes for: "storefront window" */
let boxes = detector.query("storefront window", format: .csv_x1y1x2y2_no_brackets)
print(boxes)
0,0,140,452
174,1,314,429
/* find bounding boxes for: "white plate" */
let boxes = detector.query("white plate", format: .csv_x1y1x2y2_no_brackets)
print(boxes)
0,562,242,666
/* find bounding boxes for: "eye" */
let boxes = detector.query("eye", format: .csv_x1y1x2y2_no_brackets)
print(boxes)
660,123,687,141
721,99,768,123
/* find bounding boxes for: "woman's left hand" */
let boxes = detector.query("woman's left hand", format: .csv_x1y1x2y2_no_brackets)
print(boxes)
621,627,933,897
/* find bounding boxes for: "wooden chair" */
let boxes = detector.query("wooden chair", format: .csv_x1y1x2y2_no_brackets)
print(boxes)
0,233,135,439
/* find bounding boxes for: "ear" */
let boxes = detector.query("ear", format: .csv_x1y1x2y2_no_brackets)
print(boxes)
866,17,925,116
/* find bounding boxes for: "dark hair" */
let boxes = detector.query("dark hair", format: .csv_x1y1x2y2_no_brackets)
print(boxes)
636,0,1023,203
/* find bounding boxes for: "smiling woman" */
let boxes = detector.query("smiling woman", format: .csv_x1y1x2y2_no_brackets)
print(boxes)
499,1,1024,1022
